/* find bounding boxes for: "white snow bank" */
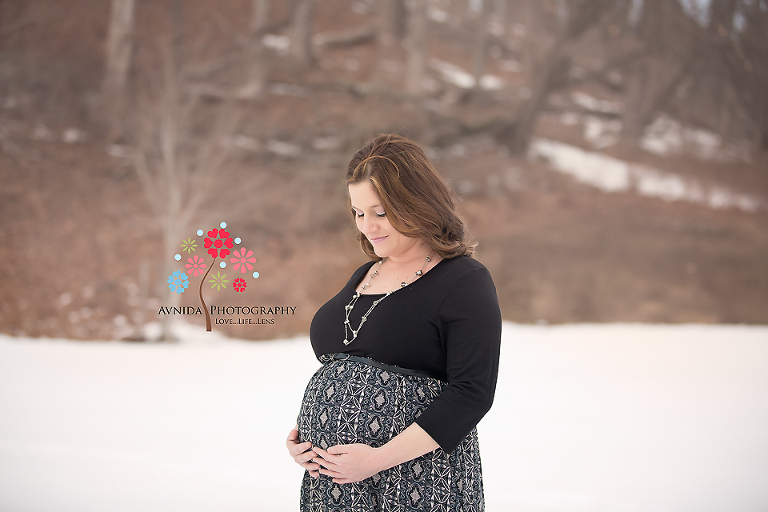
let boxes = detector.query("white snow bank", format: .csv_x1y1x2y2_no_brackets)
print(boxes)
262,34,289,54
641,114,752,163
429,59,505,90
530,138,764,212
571,92,623,115
1,323,767,512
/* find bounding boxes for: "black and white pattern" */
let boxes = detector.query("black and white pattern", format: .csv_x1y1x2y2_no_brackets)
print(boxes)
297,357,484,511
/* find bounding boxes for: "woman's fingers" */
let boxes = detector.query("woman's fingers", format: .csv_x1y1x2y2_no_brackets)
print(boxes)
285,427,322,478
288,434,360,480
286,427,320,476
314,457,335,469
312,446,339,465
288,440,314,457
318,468,343,479
299,449,317,463
302,459,321,471
286,429,313,455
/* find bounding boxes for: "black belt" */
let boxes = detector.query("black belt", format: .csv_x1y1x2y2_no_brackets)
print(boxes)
327,353,446,382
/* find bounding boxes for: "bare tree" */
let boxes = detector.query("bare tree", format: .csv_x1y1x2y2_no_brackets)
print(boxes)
290,0,315,68
372,0,400,86
620,0,694,144
405,0,428,95
101,0,136,140
238,0,270,99
133,44,242,340
471,0,492,94
377,0,407,40
497,0,622,154
699,0,768,152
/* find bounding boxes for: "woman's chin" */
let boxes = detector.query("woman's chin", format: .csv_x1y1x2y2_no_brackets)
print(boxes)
371,246,388,258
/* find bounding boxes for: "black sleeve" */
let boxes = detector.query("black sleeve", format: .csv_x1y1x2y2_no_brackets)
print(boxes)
414,265,502,453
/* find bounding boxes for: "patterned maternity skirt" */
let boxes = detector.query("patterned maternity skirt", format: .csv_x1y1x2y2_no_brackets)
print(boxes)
297,355,484,512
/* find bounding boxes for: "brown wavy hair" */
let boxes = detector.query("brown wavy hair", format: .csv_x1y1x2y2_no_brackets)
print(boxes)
346,133,476,260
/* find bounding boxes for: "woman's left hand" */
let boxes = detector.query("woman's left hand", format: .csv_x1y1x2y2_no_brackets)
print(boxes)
312,444,383,484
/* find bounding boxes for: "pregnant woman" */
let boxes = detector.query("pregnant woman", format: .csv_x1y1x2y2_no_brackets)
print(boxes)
286,133,502,511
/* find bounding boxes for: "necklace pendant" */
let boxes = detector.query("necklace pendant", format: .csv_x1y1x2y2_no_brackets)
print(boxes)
342,254,431,346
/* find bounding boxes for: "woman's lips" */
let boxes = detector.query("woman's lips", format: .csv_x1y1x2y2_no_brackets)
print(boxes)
368,235,388,244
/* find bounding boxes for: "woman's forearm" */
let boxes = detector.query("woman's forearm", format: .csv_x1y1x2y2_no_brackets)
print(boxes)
375,423,440,472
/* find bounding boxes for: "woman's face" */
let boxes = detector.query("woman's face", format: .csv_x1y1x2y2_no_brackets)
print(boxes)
348,181,419,261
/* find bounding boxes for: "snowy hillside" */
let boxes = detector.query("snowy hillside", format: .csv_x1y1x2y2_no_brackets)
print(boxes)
1,323,767,512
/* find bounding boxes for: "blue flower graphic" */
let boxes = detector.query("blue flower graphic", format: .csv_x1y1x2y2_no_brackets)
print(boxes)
167,271,190,294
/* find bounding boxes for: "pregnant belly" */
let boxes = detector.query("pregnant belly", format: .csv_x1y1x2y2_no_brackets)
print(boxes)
297,360,444,451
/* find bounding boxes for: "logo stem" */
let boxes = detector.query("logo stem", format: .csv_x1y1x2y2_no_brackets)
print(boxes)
200,256,217,331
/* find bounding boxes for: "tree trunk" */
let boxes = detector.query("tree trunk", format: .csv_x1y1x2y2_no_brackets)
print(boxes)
377,0,398,48
621,59,649,143
290,0,315,68
239,0,270,98
496,0,508,39
497,44,569,155
620,0,692,146
708,0,737,34
471,0,492,93
372,0,404,88
101,0,135,140
405,0,427,95
620,0,660,144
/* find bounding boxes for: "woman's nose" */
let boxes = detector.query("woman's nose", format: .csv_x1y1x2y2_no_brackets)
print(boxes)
361,215,377,234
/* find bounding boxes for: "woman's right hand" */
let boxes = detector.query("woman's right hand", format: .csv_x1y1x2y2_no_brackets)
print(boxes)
286,426,320,478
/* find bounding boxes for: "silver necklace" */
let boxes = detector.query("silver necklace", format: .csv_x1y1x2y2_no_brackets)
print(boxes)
343,253,433,345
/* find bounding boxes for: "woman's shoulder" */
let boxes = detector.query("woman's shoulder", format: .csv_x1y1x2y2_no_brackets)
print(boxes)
439,254,491,276
434,255,500,318
431,254,495,291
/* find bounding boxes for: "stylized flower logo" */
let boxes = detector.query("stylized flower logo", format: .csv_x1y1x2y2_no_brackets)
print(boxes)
185,254,206,277
208,271,229,291
168,222,261,331
230,247,256,274
181,238,198,253
204,229,234,258
167,271,189,294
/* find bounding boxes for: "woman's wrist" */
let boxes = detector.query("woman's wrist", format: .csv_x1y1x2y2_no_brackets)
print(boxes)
374,423,440,473
373,444,398,474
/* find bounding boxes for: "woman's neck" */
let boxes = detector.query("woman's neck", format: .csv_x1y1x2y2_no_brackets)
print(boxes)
384,242,432,268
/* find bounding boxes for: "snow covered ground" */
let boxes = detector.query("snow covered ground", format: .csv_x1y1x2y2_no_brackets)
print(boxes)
530,138,763,212
1,323,767,512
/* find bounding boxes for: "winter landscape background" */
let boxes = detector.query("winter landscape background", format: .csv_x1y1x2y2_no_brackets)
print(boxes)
1,0,767,510
1,0,766,341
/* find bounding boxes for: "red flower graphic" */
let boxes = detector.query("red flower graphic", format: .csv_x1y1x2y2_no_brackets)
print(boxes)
204,228,234,258
233,278,247,292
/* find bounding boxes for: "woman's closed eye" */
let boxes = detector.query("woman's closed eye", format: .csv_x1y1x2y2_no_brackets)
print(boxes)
353,210,386,218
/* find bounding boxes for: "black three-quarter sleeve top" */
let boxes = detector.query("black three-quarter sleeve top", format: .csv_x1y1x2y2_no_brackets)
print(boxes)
309,254,502,454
